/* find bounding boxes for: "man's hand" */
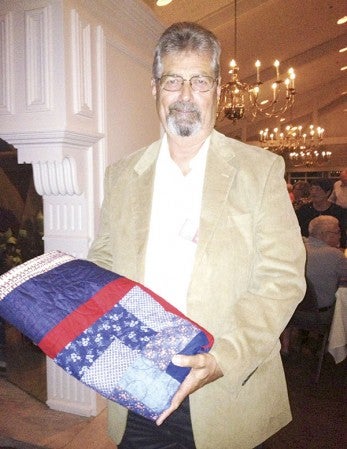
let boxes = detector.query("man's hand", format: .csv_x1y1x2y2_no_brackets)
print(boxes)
156,352,223,426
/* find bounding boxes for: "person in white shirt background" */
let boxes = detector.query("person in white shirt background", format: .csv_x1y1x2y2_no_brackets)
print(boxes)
329,168,347,209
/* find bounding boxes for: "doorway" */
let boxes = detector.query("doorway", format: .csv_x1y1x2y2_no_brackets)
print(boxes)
0,138,46,402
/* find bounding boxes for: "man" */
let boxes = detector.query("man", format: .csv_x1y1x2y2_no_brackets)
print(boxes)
88,22,306,449
281,215,347,354
296,178,346,248
329,168,347,209
305,216,347,313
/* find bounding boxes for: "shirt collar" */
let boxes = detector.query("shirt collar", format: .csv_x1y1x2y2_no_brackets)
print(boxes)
158,133,211,174
305,236,328,247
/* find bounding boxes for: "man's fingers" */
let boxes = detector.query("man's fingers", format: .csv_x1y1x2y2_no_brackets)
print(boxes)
156,398,180,426
156,353,222,426
172,353,206,368
156,408,171,426
156,380,190,425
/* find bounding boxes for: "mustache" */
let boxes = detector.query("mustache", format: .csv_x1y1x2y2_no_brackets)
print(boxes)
168,101,200,114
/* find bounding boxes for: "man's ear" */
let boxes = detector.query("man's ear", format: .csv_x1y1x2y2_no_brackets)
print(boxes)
216,76,222,100
151,78,157,98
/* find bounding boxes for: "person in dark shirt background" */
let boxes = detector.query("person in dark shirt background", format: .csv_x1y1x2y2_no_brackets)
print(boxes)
296,179,346,248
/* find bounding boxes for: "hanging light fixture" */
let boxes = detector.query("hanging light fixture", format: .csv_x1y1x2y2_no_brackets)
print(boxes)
217,0,296,122
288,124,331,167
258,124,331,167
217,0,247,121
218,59,246,121
248,63,296,118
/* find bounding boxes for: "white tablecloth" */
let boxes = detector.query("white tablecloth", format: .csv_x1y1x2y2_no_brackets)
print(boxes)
328,287,347,363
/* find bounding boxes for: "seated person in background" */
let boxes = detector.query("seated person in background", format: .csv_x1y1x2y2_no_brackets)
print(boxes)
281,215,347,354
305,216,347,313
292,180,310,210
329,168,347,209
296,179,346,248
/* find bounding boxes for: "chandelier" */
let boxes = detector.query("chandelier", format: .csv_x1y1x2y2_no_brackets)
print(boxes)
258,124,331,167
217,0,296,122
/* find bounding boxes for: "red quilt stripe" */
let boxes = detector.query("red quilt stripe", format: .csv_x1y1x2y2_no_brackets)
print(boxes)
38,277,135,358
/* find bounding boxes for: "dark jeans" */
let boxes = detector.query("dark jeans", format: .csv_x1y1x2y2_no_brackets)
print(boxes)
0,319,5,347
0,319,5,368
119,397,196,449
118,397,264,449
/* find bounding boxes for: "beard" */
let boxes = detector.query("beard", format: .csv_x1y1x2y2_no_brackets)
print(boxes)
166,101,202,137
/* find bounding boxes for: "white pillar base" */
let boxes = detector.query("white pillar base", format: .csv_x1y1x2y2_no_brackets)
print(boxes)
46,357,106,417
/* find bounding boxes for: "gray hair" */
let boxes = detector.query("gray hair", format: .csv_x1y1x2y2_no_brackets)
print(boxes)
152,22,221,80
308,215,339,237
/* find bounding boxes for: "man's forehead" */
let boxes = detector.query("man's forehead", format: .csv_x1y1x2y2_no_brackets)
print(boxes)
161,52,213,71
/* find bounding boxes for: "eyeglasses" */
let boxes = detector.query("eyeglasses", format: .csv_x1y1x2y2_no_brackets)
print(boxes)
157,74,217,92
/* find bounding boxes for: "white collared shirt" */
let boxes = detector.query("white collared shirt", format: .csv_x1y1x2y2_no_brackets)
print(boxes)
144,134,209,313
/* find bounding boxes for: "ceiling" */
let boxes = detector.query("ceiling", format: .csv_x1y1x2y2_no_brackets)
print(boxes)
140,0,347,142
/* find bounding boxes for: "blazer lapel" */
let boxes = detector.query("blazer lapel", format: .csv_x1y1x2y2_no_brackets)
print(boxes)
194,131,237,266
131,140,161,281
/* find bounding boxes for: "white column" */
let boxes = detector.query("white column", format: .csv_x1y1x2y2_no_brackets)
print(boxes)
0,0,162,416
1,0,106,416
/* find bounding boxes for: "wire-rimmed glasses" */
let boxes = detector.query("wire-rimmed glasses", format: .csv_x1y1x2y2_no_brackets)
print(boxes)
157,74,217,92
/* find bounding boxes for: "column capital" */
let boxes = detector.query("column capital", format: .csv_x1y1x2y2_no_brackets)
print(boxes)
3,130,104,196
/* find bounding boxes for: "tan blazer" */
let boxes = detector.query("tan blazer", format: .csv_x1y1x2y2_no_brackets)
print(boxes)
88,130,306,449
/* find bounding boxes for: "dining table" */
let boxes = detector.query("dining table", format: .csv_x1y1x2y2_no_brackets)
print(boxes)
328,284,347,364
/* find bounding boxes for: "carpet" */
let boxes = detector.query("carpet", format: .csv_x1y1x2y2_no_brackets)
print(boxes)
0,437,49,449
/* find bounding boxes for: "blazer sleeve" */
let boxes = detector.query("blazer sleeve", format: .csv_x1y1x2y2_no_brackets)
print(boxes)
87,165,114,270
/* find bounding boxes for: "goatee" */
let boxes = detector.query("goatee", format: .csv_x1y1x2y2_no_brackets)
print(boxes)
167,101,201,137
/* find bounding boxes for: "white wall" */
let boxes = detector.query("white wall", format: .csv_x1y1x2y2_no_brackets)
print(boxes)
105,40,159,164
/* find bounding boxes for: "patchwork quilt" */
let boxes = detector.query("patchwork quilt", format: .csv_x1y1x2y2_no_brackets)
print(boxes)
0,251,213,420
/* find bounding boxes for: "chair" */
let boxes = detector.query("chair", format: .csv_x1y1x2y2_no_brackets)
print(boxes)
286,279,334,384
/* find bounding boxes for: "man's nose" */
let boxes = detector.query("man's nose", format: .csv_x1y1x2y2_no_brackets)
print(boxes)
179,80,194,101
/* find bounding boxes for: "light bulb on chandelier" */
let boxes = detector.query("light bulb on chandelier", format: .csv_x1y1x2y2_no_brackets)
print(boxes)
258,124,331,167
217,0,296,122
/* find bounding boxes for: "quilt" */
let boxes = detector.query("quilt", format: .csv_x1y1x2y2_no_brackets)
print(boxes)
0,251,213,420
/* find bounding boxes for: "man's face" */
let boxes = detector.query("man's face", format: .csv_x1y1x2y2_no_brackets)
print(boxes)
323,224,341,248
309,185,329,202
152,51,220,139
